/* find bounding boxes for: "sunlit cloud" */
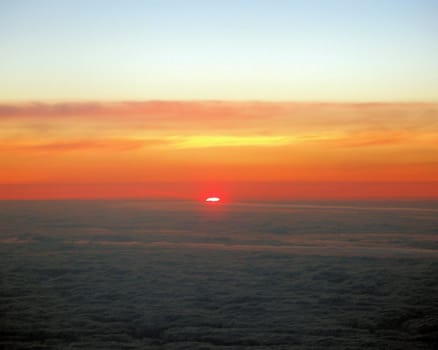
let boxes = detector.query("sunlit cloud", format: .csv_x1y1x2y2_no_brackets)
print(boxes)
0,138,169,153
173,135,292,148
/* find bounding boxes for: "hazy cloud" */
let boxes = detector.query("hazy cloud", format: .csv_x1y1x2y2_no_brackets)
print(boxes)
0,138,170,153
2,101,437,143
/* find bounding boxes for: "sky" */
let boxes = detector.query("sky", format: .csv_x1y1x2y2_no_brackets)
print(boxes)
1,1,437,200
1,0,438,101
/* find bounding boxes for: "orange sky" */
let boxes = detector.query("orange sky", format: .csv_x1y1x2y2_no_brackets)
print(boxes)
1,101,437,200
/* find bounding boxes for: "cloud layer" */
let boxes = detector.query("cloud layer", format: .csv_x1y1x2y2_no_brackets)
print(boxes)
1,200,438,349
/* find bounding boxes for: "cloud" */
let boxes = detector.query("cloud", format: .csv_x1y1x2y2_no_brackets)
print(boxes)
1,101,437,134
319,131,411,148
2,200,438,348
0,102,104,117
0,135,292,153
0,138,169,153
173,135,291,148
1,101,438,190
2,101,437,151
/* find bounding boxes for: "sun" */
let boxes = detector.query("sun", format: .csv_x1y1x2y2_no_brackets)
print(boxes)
205,197,221,202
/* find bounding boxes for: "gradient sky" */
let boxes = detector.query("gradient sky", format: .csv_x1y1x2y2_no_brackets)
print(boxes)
1,0,438,101
1,1,438,200
1,101,438,200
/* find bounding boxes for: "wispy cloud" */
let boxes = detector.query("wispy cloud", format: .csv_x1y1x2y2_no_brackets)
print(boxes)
2,102,437,150
0,138,169,153
173,135,292,148
319,131,410,148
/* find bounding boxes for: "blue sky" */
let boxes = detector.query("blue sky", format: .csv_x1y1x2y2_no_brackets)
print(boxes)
1,0,437,101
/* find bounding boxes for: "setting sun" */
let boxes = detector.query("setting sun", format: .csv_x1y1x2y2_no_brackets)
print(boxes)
205,197,221,202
